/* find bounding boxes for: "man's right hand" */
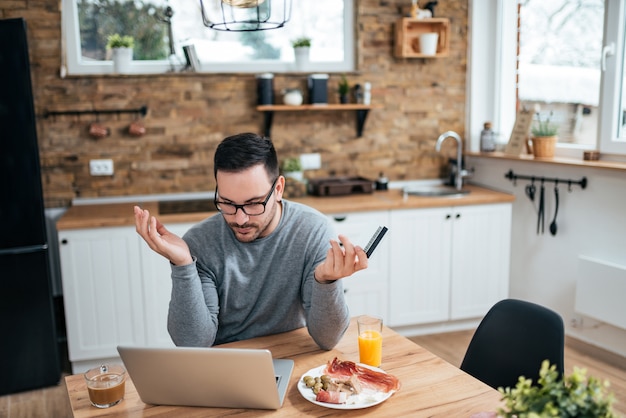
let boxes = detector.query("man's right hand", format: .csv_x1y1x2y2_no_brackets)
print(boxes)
134,206,193,266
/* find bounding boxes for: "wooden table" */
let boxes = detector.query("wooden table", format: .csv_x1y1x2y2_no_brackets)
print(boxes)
65,318,502,417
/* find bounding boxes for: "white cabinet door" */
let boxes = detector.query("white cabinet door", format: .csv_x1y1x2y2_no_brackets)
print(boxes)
141,222,195,347
328,211,390,319
388,204,512,327
449,203,511,320
388,207,452,326
59,227,144,362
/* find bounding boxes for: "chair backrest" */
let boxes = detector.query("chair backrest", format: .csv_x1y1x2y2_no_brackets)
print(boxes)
460,298,564,390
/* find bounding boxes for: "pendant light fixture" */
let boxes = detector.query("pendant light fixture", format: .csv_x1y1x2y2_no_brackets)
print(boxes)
200,0,292,31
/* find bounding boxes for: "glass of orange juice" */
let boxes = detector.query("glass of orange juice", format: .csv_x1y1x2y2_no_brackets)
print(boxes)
357,315,383,367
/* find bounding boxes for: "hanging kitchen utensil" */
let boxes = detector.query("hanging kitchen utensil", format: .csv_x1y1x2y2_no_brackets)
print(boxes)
537,180,545,235
525,180,536,202
550,183,559,236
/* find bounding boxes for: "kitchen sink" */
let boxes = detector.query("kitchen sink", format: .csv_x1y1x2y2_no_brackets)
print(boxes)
158,199,216,214
403,184,470,197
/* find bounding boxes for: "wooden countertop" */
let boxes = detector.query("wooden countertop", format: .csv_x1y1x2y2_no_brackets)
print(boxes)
57,185,514,230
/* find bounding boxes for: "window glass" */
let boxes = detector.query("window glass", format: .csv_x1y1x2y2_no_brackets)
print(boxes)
63,0,353,75
617,9,626,141
518,0,604,147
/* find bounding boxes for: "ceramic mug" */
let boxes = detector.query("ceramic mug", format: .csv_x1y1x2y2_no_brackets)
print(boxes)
128,120,146,137
283,89,303,106
419,33,439,56
89,122,109,139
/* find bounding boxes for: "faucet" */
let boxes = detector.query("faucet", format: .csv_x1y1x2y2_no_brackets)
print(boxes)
435,130,469,190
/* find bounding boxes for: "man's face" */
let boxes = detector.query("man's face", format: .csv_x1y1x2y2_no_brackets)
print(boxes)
215,165,284,243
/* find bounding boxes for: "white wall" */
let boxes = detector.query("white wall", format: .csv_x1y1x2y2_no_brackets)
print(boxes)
466,155,626,358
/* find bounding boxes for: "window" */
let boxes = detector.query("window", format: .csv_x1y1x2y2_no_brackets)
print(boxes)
598,0,626,154
469,0,626,158
61,0,354,76
518,0,603,148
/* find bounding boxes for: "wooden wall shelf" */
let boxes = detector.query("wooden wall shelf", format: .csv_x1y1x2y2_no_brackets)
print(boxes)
395,17,450,58
256,104,382,137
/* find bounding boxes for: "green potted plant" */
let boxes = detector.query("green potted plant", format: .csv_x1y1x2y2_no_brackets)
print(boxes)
338,75,350,104
106,34,134,74
530,111,558,158
281,157,303,181
498,360,617,418
291,37,311,70
291,37,311,48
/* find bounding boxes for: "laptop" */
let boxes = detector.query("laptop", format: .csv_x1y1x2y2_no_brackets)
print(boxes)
117,345,294,410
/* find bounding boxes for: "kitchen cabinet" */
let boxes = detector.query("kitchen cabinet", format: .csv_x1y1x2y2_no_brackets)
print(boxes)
58,198,512,371
59,223,196,372
328,211,390,319
388,203,511,327
140,222,195,347
59,226,145,372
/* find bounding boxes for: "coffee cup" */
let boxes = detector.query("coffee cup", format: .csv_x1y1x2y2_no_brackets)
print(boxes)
84,364,126,408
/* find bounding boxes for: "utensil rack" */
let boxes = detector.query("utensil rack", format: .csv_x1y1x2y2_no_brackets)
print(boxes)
504,169,588,191
44,105,148,119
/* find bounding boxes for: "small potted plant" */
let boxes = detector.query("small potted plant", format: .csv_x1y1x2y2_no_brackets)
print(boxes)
281,157,303,181
498,360,617,418
338,75,350,104
530,110,558,158
281,156,307,197
292,36,311,70
107,34,134,74
291,36,311,49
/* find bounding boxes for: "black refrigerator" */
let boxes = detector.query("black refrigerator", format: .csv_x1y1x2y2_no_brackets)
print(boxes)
0,18,61,395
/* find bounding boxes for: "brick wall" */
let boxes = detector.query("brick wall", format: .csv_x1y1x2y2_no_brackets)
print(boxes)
1,1,468,207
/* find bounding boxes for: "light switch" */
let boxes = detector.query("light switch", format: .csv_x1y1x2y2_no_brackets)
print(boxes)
300,153,321,170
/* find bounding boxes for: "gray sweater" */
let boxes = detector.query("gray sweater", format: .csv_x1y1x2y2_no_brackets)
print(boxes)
167,199,350,350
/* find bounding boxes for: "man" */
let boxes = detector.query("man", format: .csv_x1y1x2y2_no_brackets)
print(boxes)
134,133,368,350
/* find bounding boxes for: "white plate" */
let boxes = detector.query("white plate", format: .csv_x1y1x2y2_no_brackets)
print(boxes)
297,363,396,410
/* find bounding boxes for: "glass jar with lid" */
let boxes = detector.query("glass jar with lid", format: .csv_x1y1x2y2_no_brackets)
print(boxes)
480,121,496,152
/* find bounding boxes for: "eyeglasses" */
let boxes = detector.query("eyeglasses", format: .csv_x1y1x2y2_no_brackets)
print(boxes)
214,177,278,216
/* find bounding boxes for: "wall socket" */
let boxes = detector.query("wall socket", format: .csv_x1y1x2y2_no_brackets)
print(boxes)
570,315,584,328
300,153,322,170
89,159,114,176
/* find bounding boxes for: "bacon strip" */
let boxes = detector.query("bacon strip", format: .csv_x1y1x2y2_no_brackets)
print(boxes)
315,389,347,404
323,357,401,393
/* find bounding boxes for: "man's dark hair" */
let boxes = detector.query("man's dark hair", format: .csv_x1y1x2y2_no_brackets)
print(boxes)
214,133,279,180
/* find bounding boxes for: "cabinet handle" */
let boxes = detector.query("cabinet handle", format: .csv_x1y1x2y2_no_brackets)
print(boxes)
445,214,452,220
61,239,68,245
334,216,347,222
455,213,461,219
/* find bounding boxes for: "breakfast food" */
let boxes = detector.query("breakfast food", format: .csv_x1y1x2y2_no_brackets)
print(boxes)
324,357,401,393
301,357,400,405
316,389,348,404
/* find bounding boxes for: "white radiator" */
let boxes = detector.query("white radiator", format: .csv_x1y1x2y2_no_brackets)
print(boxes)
575,255,626,330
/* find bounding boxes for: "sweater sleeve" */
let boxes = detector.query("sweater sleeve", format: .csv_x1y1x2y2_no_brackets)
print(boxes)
167,258,220,347
306,278,351,350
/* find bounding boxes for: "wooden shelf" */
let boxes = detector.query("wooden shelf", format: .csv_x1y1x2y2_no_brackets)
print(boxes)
395,17,450,58
256,104,382,137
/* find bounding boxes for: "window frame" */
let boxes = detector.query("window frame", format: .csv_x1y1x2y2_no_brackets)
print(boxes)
468,0,626,159
598,0,626,155
61,0,355,76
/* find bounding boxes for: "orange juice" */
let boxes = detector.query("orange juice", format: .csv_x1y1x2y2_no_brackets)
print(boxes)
358,330,382,367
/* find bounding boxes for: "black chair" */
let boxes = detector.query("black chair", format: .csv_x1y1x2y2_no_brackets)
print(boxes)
460,298,565,390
